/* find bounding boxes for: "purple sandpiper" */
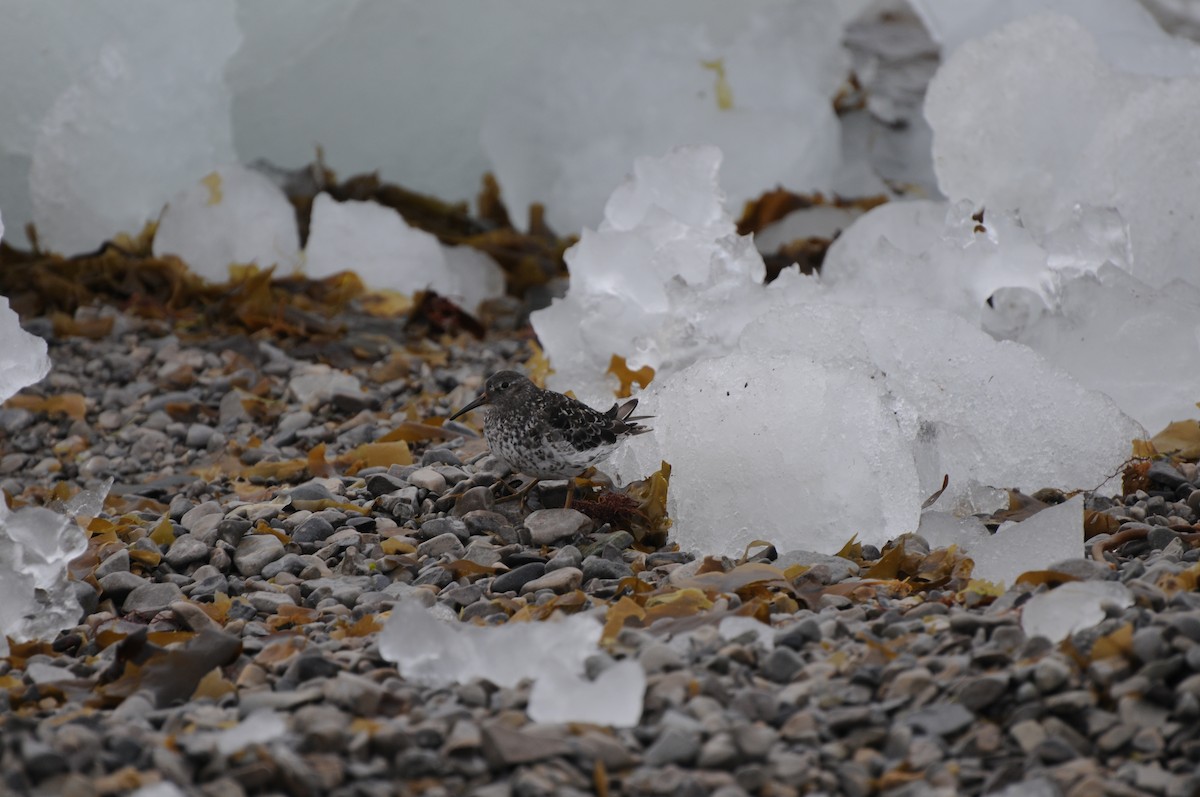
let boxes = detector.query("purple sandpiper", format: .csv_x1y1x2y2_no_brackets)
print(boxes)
448,370,651,508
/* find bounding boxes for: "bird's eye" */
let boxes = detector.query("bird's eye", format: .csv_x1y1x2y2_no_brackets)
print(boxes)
499,381,510,390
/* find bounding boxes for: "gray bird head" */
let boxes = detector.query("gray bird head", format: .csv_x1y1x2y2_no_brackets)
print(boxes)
448,370,536,419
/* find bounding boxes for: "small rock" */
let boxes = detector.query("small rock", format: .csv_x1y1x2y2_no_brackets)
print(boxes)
775,618,822,650
99,571,147,603
419,517,469,542
165,535,209,568
643,727,701,767
582,555,632,581
94,549,131,579
452,486,496,515
492,563,546,594
365,473,406,497
546,545,583,572
408,467,447,493
523,508,592,546
480,723,571,767
519,567,582,595
292,515,335,544
123,582,183,614
416,532,465,560
248,591,297,613
762,647,803,684
774,550,860,583
957,674,1008,711
234,535,286,576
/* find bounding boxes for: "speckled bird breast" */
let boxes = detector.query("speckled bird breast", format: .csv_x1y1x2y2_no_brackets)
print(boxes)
484,409,614,479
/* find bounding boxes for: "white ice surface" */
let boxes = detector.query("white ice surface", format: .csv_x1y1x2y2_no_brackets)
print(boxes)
153,164,301,281
304,193,504,311
482,2,849,234
925,12,1200,290
213,710,288,756
0,210,51,412
0,479,109,656
29,2,241,255
1021,580,1134,643
379,601,645,726
287,364,363,410
969,495,1086,588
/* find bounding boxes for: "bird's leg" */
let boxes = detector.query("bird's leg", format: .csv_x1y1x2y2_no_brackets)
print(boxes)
495,477,539,510
564,478,575,510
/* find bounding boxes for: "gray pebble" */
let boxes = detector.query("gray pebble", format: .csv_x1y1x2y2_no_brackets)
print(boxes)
416,532,466,560
234,534,286,576
491,563,546,594
122,581,183,614
98,571,147,603
523,508,592,546
419,516,470,542
582,555,632,581
292,515,335,544
546,545,583,572
94,549,131,579
165,534,209,568
643,727,700,767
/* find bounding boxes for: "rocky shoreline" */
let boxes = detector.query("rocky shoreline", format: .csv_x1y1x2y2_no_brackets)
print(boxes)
0,304,1197,797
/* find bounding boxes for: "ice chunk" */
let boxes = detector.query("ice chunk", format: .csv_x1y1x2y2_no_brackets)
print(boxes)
304,193,504,311
380,602,644,726
153,164,301,281
968,495,1085,588
527,659,645,727
614,302,1140,557
1012,265,1200,432
917,511,991,551
925,12,1200,289
717,616,775,650
30,3,241,255
531,146,779,406
0,503,89,657
213,710,288,756
1021,580,1133,643
482,3,848,234
287,364,362,409
0,213,51,400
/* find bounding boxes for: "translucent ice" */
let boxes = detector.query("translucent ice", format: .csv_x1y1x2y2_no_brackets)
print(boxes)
531,146,775,406
527,659,645,727
482,2,849,233
0,213,51,404
925,12,1200,289
287,364,362,409
304,193,504,311
381,602,644,726
30,3,241,254
1021,580,1133,643
213,710,288,756
153,164,301,282
614,302,1140,557
1012,265,1200,431
969,495,1085,588
824,198,1199,431
0,500,91,657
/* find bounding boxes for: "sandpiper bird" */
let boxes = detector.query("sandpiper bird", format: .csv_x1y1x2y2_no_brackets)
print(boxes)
448,370,652,508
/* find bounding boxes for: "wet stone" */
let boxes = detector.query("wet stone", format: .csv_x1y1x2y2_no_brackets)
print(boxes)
293,515,336,544
523,509,592,546
416,532,465,560
491,563,546,594
123,581,183,614
419,517,469,542
235,535,286,576
165,534,209,568
519,566,582,595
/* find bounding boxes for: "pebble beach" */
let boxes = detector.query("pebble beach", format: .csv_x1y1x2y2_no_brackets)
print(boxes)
0,300,1197,797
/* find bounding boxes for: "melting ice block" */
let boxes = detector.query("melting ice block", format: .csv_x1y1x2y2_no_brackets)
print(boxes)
304,193,504,312
614,301,1140,557
30,2,241,255
1021,580,1133,643
969,495,1086,588
482,2,848,234
527,659,645,727
0,211,51,407
0,500,91,657
825,198,1199,431
531,146,774,406
380,602,645,727
153,164,301,281
924,12,1200,289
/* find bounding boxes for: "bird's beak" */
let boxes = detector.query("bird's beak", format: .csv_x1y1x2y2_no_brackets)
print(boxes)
448,391,489,421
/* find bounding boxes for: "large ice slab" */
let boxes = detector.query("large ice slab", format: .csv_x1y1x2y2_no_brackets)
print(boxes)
29,2,241,255
1021,579,1133,643
970,495,1085,588
482,2,849,233
379,601,644,727
924,12,1200,289
304,193,504,311
153,164,301,282
614,298,1140,556
823,198,1200,431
